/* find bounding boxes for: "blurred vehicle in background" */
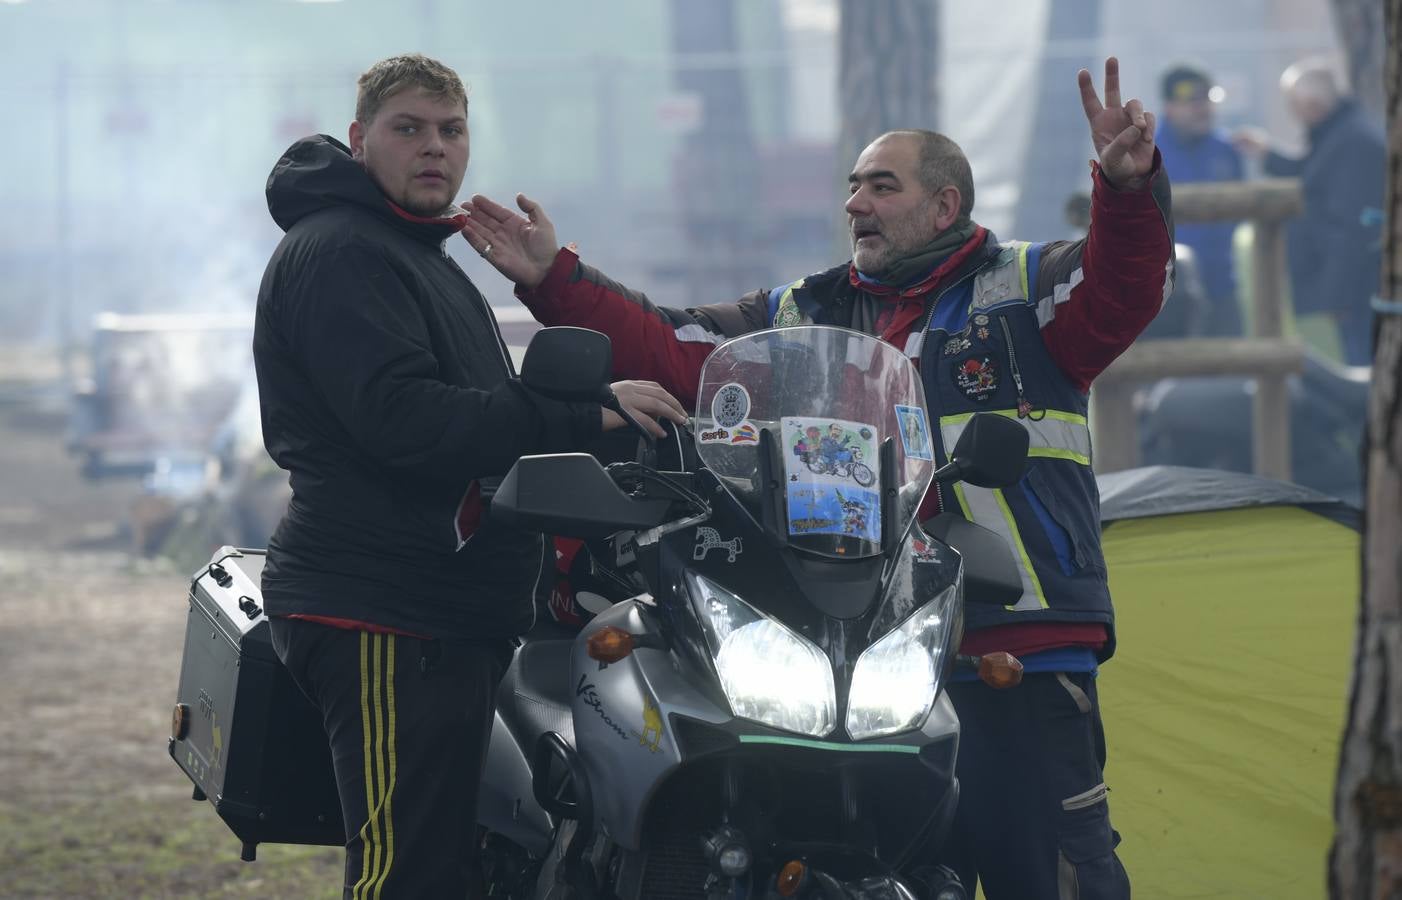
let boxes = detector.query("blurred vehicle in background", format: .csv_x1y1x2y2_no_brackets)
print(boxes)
65,312,260,555
67,312,253,478
154,375,293,569
1068,191,1365,507
1136,350,1366,507
64,311,542,562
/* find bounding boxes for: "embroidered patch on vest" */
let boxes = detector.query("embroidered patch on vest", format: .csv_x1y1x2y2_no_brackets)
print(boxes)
774,299,805,327
943,334,972,356
773,280,808,327
953,355,1000,401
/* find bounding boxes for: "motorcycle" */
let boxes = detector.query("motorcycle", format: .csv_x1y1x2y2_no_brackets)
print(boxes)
476,325,1030,899
800,445,875,488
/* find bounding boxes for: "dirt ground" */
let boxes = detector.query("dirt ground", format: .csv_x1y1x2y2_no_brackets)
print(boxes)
0,378,342,898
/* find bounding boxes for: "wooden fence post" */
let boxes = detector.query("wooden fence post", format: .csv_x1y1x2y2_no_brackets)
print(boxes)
1090,179,1303,478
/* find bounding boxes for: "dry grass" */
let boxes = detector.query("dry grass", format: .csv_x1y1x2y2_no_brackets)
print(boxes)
0,399,342,899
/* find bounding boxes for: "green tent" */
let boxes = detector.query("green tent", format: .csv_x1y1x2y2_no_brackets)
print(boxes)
1096,466,1360,899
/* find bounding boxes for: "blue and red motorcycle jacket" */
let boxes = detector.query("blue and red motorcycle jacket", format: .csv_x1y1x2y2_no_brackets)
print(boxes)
519,159,1175,662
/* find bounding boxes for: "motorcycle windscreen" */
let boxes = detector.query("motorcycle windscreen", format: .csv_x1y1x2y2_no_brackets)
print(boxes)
694,326,935,560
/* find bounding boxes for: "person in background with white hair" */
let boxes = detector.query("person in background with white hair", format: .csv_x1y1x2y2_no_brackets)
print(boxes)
1235,59,1385,365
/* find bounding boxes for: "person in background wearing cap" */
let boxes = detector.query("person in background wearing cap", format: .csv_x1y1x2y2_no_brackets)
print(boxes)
1235,59,1384,366
1156,64,1245,337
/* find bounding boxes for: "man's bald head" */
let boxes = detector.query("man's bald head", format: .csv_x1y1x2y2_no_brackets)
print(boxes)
880,130,976,225
1280,59,1342,128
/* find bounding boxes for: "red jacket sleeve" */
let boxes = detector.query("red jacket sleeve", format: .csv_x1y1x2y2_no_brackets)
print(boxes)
1036,154,1176,392
515,248,770,407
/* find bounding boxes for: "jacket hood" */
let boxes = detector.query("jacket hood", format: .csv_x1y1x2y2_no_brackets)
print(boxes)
265,134,467,241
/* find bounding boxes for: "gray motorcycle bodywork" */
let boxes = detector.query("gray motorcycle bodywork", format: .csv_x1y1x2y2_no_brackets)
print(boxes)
479,705,556,856
478,594,963,858
569,600,729,850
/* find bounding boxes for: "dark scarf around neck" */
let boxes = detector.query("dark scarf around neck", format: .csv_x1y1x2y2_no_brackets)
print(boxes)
859,219,979,288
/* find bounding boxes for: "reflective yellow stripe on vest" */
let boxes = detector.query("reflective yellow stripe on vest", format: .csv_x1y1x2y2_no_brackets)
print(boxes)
941,408,1092,610
940,409,1091,466
1011,240,1031,299
950,481,1047,610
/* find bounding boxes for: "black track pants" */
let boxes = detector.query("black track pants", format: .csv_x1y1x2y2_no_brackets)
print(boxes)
271,617,510,900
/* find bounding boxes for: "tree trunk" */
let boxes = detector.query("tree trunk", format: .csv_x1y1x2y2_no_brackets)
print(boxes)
835,0,939,252
1330,0,1387,126
1329,1,1402,896
669,0,768,304
1011,0,1101,242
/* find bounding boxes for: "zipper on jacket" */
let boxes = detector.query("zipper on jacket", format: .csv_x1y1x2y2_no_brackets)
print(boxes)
915,259,993,344
441,251,516,376
908,258,993,516
998,315,1044,420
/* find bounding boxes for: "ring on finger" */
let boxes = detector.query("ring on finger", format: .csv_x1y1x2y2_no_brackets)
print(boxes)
481,242,493,258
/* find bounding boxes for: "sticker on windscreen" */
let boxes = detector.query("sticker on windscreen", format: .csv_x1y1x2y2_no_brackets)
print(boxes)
699,422,760,445
895,404,934,461
781,417,881,542
700,383,756,445
712,383,751,428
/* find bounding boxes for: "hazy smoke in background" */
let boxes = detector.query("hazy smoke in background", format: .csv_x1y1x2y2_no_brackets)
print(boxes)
0,0,1342,356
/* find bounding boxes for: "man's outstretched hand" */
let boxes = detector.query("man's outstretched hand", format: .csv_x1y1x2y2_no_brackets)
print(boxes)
460,193,560,290
1079,57,1156,191
604,381,689,438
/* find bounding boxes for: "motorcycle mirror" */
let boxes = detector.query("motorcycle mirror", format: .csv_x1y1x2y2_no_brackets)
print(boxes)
937,412,1029,488
520,326,613,404
520,326,659,447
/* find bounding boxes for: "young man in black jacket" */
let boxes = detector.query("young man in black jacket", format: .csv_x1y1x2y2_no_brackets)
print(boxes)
253,53,685,899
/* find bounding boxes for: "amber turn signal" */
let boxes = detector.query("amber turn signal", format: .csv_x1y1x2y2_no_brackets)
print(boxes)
586,626,636,663
171,703,191,741
776,859,807,897
978,651,1024,689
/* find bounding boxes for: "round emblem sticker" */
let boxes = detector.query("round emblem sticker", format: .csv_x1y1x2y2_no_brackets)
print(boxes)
711,383,751,429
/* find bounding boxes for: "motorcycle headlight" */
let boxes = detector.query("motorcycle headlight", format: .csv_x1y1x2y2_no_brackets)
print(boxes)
686,572,836,738
846,582,960,741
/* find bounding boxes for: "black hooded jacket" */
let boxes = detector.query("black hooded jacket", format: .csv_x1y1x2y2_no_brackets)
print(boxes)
253,135,599,639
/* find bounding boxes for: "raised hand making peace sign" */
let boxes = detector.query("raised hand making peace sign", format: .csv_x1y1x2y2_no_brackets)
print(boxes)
1080,56,1157,191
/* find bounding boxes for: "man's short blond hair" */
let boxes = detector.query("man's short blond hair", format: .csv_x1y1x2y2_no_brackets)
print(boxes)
355,53,468,124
